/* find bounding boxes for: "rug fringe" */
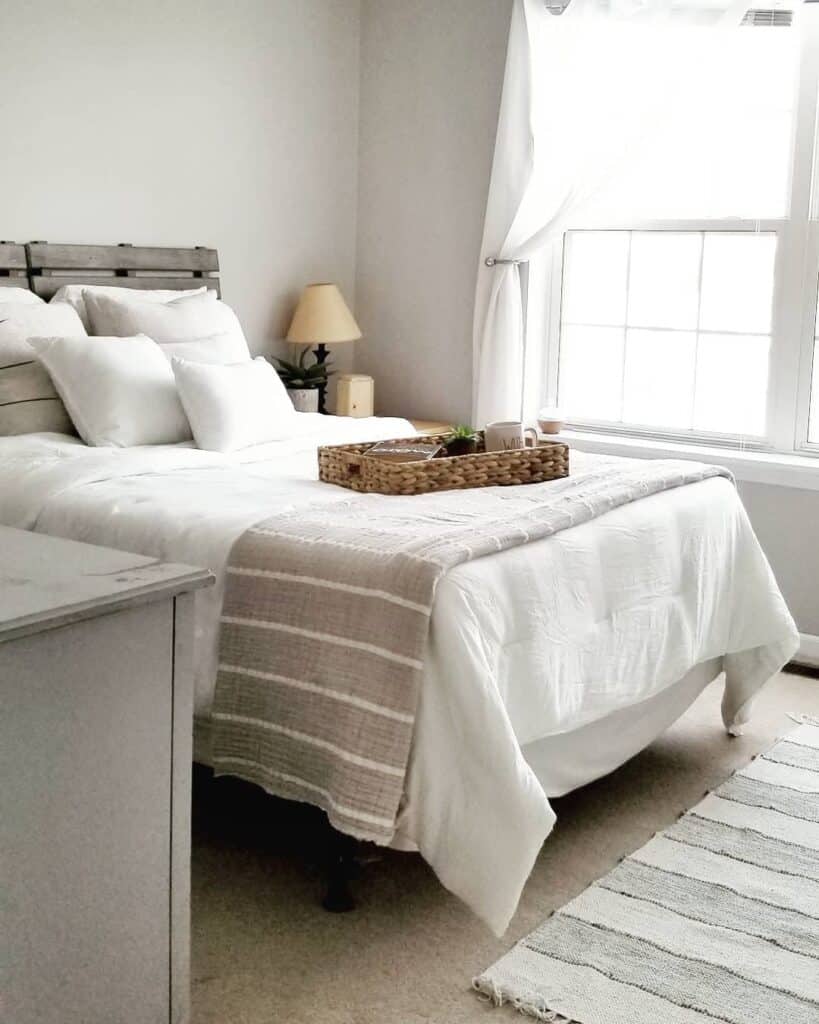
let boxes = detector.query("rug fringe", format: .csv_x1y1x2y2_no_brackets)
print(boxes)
472,977,575,1023
787,712,819,726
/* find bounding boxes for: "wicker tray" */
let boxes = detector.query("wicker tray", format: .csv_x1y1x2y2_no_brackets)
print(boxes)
318,432,570,495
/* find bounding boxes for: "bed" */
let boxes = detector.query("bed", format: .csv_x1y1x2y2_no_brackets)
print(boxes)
0,243,800,935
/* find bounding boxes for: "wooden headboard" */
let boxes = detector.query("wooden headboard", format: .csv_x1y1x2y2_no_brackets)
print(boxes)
0,243,28,290
25,243,220,300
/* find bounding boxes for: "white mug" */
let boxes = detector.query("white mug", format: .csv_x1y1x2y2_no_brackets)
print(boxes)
485,421,538,453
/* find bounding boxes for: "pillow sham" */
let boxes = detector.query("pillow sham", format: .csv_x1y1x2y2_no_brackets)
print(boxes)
154,331,250,365
50,283,209,331
29,333,191,447
0,287,44,305
84,290,250,355
172,356,295,452
0,303,86,436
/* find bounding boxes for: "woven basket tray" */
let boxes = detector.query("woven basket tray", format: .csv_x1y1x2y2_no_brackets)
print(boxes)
318,432,570,495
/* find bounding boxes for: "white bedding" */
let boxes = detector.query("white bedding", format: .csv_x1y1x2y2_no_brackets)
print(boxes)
0,416,798,933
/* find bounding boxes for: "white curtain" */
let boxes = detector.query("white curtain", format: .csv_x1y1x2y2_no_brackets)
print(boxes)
471,0,758,427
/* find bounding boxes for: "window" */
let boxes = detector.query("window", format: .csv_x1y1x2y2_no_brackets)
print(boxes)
810,291,819,443
542,6,819,455
560,230,776,438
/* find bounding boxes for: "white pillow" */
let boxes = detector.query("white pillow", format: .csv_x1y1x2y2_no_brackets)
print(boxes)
84,289,250,355
0,302,86,365
172,356,295,452
0,303,87,436
0,287,44,305
50,284,209,331
29,333,191,447
153,331,250,365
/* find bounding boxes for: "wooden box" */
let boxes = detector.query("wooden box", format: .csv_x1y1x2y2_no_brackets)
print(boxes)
336,374,374,418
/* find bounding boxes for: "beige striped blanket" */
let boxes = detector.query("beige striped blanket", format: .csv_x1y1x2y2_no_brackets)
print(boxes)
211,458,730,843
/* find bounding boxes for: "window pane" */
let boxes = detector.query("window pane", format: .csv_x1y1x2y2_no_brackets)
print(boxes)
713,114,793,221
586,26,799,220
699,233,777,334
807,287,819,445
693,334,770,436
810,345,819,445
558,229,774,438
628,233,701,330
622,329,696,429
562,232,629,326
558,325,624,421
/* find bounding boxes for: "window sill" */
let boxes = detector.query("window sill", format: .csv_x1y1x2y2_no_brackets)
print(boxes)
560,429,819,492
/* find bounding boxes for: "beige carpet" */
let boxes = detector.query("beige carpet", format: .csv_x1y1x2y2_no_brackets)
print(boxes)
191,670,819,1024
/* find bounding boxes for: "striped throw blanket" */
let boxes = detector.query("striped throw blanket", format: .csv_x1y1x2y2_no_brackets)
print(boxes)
211,458,730,843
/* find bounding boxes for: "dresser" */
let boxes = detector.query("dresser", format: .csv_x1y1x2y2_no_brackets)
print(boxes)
0,527,212,1024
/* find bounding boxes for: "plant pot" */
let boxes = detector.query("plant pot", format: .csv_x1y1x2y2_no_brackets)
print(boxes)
288,388,320,413
444,437,478,457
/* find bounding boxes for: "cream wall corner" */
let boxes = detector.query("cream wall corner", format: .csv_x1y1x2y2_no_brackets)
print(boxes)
354,0,512,424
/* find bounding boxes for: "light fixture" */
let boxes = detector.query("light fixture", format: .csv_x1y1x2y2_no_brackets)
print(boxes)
286,283,362,413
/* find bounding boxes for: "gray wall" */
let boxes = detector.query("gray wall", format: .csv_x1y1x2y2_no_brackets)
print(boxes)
0,0,360,378
355,0,512,423
738,482,819,637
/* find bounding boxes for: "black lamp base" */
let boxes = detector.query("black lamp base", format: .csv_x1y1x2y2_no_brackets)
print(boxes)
314,342,329,414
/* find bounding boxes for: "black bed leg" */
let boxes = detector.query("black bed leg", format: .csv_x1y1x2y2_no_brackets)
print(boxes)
322,825,357,913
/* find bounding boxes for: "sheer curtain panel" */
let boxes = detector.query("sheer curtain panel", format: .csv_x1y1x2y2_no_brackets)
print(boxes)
471,0,761,427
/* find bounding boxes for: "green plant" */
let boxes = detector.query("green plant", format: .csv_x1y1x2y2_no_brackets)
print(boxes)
442,424,479,456
271,348,333,390
444,424,479,443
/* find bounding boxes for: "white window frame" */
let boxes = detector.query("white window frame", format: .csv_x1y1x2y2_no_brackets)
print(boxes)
538,8,819,458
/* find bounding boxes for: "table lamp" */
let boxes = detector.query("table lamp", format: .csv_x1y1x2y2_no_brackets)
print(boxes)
286,283,362,413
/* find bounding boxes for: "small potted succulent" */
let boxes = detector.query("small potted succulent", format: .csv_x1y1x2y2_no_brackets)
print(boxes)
442,424,480,457
271,349,332,413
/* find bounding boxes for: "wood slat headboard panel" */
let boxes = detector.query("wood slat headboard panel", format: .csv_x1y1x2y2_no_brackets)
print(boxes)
0,242,29,288
28,243,218,273
26,242,221,301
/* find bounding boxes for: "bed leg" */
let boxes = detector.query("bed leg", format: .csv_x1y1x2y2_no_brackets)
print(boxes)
322,824,357,913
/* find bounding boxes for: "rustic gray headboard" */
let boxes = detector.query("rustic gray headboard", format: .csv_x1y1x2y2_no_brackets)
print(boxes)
26,242,221,300
0,243,28,290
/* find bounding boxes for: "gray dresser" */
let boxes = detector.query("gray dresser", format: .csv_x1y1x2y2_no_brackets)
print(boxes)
0,526,212,1024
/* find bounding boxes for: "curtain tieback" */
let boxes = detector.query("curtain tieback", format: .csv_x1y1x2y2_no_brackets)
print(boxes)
484,256,527,267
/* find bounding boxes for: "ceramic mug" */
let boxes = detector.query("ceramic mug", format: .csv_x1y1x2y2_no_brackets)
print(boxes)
536,406,564,435
485,421,538,453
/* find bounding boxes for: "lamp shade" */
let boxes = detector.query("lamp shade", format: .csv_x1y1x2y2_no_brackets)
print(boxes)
286,283,362,345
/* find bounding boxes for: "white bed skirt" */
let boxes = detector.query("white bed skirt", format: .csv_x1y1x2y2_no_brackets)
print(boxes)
523,655,724,798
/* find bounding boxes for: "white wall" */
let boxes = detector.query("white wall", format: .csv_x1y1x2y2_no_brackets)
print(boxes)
0,0,360,383
355,0,512,423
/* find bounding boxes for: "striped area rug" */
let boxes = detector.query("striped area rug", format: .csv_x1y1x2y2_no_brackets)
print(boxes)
474,721,819,1024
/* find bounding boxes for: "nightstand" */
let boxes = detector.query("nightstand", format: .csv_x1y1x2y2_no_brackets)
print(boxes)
410,419,452,435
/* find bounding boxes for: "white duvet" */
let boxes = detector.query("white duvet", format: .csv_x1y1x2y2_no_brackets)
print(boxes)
0,415,799,933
